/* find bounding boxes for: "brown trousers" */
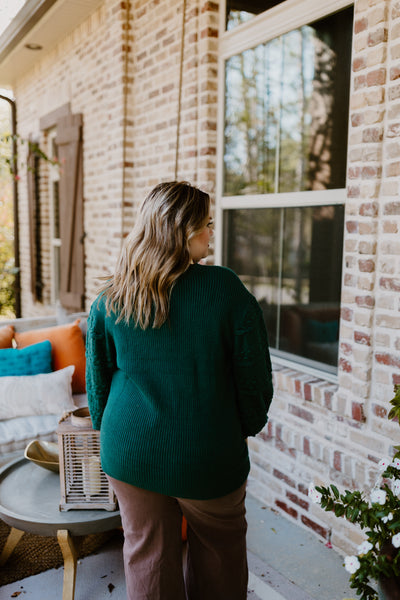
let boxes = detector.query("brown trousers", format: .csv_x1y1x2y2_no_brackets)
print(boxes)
107,476,248,600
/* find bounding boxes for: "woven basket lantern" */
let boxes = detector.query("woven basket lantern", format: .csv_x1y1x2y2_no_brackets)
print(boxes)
57,408,117,511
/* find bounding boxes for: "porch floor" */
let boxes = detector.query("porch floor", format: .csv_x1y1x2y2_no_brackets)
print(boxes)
0,489,354,600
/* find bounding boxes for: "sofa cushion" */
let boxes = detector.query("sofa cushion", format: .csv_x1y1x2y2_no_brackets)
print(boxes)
0,340,53,377
0,366,76,420
15,320,86,394
0,325,14,349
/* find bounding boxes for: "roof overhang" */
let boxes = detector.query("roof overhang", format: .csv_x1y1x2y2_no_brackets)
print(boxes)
0,0,104,89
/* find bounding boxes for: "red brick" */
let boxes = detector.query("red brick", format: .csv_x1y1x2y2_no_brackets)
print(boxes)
355,295,375,308
275,500,298,519
352,402,365,422
201,2,218,13
380,277,400,291
368,28,388,47
200,27,218,39
367,68,386,86
360,202,379,217
354,331,371,345
273,469,296,488
361,165,381,178
288,405,314,423
362,127,383,143
303,437,311,456
346,220,358,233
373,404,387,418
339,358,352,373
359,259,375,272
348,165,361,177
304,383,312,401
334,451,342,471
354,17,368,34
348,185,360,198
341,307,353,321
353,57,366,72
354,74,367,90
351,114,364,127
286,491,309,510
301,515,328,539
376,353,400,368
384,202,400,215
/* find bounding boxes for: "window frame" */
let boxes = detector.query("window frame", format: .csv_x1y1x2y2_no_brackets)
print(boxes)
216,0,354,382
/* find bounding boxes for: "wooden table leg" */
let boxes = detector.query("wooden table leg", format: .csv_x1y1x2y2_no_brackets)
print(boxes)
57,529,78,600
0,527,24,566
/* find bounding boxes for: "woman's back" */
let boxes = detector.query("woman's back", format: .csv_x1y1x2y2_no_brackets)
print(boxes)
87,263,272,500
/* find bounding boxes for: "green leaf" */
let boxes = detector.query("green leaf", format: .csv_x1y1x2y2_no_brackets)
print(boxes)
331,484,339,499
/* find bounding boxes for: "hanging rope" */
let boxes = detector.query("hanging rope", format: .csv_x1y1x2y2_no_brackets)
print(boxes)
174,0,187,180
121,0,131,243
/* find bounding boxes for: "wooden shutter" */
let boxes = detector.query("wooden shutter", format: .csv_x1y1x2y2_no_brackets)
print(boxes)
27,145,42,301
55,114,85,311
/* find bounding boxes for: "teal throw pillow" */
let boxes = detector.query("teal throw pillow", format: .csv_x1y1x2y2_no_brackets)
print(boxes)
0,340,53,376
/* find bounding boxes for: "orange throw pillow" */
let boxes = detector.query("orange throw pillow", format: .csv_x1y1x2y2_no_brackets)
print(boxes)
15,320,86,394
0,325,14,349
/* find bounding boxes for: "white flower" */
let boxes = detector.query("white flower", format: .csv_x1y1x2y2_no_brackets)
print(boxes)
392,533,400,548
308,483,322,504
344,555,360,574
357,540,373,555
382,513,393,524
392,458,400,470
393,480,400,495
370,489,387,505
379,457,393,470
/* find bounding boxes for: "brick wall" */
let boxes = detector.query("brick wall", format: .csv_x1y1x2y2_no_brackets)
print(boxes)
247,0,400,556
10,0,400,556
14,0,219,315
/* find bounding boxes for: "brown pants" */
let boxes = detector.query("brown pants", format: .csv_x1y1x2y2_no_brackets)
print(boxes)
107,476,248,600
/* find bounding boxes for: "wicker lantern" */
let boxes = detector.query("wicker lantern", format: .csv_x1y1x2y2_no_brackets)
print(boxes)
57,408,117,511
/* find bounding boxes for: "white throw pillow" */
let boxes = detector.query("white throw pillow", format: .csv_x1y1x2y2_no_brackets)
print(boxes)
0,366,76,420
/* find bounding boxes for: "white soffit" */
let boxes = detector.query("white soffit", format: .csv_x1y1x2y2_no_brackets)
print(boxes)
0,0,104,87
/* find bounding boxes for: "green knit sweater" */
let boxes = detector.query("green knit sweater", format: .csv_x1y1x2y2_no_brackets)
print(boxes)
86,264,273,500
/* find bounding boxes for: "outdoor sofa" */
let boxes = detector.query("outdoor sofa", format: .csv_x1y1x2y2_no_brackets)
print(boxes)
0,311,88,464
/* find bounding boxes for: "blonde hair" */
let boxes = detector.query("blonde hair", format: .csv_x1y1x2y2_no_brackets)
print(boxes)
101,181,210,328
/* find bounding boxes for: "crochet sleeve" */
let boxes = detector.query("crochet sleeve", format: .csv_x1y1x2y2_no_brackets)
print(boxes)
233,295,274,437
85,300,116,430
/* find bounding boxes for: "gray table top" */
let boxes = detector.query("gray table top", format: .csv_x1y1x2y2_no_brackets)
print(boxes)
0,457,121,536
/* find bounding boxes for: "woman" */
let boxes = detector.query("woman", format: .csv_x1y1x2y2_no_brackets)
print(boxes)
86,181,273,600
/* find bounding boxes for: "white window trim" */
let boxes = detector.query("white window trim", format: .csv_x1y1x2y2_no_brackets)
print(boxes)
216,0,354,382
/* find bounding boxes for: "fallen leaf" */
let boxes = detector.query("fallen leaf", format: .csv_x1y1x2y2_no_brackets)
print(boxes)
11,593,22,598
108,583,115,593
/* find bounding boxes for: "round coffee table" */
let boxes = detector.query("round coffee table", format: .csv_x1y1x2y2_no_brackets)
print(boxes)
0,456,121,600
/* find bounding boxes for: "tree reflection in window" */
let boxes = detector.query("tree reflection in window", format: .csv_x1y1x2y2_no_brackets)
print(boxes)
224,8,352,195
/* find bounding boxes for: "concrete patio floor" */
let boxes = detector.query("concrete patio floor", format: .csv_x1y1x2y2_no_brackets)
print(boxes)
0,490,355,600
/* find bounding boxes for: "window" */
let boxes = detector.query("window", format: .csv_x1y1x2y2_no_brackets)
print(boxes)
48,130,61,304
217,0,353,374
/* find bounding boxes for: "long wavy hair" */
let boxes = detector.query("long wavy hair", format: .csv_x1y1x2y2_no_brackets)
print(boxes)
101,181,210,328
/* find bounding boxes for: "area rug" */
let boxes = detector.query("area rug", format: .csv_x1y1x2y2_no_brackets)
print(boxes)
0,519,123,586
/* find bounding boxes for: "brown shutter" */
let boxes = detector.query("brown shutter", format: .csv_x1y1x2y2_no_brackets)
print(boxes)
55,114,85,311
27,144,42,301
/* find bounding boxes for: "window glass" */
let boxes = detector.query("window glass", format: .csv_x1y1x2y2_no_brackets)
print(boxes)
223,204,344,368
223,8,353,195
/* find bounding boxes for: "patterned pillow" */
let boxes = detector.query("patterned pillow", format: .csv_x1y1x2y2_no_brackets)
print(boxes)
0,340,53,376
